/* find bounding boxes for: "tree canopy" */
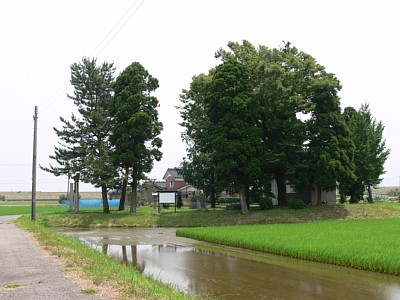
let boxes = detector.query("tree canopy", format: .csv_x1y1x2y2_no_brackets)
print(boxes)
179,40,389,208
109,62,163,213
43,57,116,213
343,103,390,203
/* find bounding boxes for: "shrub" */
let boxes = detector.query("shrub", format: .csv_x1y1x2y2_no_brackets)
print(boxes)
259,196,273,210
0,194,5,201
58,194,67,204
177,193,183,208
288,196,305,209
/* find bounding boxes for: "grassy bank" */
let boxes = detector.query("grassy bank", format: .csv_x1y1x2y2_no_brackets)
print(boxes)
29,202,400,228
177,218,400,275
16,217,197,300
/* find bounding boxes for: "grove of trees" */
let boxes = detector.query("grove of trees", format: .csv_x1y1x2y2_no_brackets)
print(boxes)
43,58,163,214
43,40,390,215
178,41,390,213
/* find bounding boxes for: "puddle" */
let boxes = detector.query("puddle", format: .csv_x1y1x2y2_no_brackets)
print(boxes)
60,228,400,299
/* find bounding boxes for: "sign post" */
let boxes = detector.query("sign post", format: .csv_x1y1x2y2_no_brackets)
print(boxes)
157,191,177,213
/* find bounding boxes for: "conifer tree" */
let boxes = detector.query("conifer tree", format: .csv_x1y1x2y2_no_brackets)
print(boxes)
109,62,163,214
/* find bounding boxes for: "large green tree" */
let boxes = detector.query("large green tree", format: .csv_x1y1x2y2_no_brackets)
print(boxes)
68,57,116,213
304,71,355,205
215,41,317,206
109,62,163,214
343,104,390,203
44,57,116,213
206,59,262,214
180,40,357,208
178,73,221,208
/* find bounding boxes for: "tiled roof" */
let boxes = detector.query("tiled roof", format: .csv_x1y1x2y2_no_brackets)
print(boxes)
163,168,183,180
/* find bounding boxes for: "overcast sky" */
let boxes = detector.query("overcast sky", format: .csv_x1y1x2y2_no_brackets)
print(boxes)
1,0,399,192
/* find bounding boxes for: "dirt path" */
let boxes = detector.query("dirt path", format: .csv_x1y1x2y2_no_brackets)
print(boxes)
0,215,104,300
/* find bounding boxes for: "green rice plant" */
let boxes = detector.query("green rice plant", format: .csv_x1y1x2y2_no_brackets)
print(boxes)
177,218,400,276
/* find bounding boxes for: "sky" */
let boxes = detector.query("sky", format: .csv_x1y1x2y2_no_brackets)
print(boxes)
1,0,399,192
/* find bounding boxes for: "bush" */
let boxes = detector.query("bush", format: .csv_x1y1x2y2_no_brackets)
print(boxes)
177,193,183,208
58,194,68,204
288,197,305,209
0,194,5,201
259,196,273,210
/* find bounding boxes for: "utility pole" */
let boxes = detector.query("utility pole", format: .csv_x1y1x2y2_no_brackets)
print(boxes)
31,106,38,221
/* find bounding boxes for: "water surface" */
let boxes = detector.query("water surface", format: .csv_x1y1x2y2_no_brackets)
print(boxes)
62,228,400,299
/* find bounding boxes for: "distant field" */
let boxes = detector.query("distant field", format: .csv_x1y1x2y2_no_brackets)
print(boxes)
0,187,396,201
0,191,102,201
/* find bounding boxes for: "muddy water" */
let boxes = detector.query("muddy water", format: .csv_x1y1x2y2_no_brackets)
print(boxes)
61,228,400,299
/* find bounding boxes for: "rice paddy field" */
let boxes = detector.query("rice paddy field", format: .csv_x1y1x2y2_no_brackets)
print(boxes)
177,218,400,275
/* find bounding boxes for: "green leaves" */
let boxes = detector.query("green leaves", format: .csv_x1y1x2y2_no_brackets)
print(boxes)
109,61,163,213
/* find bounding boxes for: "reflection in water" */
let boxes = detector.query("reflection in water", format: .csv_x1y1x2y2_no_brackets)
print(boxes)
64,229,400,300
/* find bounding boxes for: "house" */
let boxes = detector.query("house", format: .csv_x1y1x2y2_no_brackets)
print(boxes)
163,168,195,202
270,180,336,205
141,181,166,205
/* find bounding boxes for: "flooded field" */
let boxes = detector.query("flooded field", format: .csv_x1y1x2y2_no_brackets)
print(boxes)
61,228,400,299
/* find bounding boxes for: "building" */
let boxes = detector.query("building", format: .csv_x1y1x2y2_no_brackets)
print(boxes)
162,168,195,202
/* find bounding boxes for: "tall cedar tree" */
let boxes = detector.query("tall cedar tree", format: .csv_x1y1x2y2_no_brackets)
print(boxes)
110,62,163,214
305,71,355,205
206,59,262,214
178,73,221,208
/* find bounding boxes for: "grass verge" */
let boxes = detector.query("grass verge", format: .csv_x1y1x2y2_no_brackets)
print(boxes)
25,202,400,228
177,218,400,275
16,216,198,300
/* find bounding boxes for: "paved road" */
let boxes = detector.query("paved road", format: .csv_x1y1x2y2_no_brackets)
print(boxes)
0,215,103,300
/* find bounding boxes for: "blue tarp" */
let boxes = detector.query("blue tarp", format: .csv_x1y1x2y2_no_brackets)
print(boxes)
60,199,120,207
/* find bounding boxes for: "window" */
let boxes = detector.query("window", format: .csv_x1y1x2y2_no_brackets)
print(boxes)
169,181,174,188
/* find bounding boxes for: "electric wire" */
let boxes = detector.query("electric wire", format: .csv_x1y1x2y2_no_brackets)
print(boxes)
39,0,147,111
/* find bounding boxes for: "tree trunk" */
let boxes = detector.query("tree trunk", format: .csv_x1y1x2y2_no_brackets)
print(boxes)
68,182,74,212
74,174,80,213
119,169,128,211
101,184,110,213
210,172,216,208
239,188,249,214
349,190,358,204
245,185,250,209
130,172,138,214
122,246,128,264
275,171,287,206
316,185,322,206
367,185,374,203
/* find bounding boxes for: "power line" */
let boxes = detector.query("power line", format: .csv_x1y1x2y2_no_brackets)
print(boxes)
39,0,148,110
90,0,142,57
94,0,147,57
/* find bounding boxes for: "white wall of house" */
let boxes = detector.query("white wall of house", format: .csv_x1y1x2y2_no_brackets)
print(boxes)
271,179,336,205
310,189,336,205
